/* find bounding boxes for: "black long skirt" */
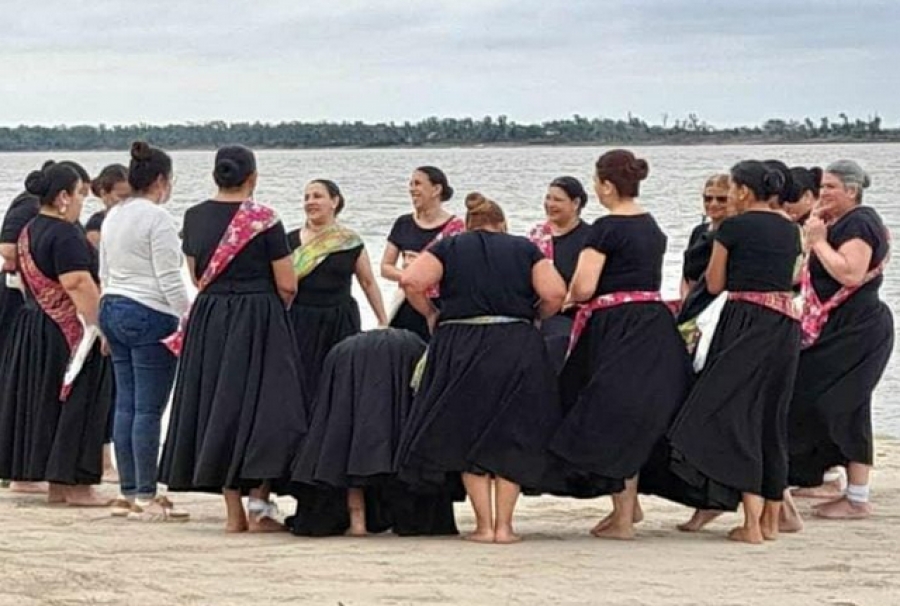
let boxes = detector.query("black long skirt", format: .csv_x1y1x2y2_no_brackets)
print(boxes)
650,302,800,507
788,297,894,486
159,291,307,494
389,300,431,343
540,312,574,375
288,328,457,536
543,302,692,498
397,322,561,493
0,302,112,485
0,277,24,365
290,297,361,397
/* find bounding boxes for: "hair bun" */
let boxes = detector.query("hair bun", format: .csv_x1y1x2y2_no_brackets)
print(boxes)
631,159,650,181
41,159,56,171
810,167,823,184
131,141,152,162
862,172,872,189
442,185,455,202
763,169,786,198
24,170,50,196
465,192,489,213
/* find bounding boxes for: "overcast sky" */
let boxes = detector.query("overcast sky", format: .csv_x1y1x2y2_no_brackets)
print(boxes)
1,0,897,127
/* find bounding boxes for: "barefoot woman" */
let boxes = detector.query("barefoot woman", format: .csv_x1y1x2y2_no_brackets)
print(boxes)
397,193,566,543
0,162,113,506
159,145,307,532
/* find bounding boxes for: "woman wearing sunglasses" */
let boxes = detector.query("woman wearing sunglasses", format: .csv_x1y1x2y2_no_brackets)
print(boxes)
681,175,730,298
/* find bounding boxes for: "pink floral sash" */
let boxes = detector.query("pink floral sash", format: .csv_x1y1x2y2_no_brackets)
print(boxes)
799,251,887,349
17,225,84,400
527,222,554,260
163,200,279,356
424,216,465,299
567,291,663,355
728,291,799,321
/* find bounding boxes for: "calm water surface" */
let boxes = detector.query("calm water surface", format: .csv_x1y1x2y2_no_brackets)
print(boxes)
2,144,898,436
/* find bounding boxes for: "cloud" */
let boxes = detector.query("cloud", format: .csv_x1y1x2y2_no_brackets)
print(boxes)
0,0,897,126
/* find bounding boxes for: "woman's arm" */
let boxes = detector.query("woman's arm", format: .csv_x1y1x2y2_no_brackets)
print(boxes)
532,259,566,319
86,230,101,249
568,248,606,303
0,243,17,271
380,242,404,283
271,256,298,307
805,216,874,287
150,216,191,317
400,251,442,327
704,241,729,295
59,271,101,326
354,248,389,326
185,256,199,288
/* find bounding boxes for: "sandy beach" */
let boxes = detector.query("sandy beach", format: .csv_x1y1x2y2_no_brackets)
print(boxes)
1,440,898,606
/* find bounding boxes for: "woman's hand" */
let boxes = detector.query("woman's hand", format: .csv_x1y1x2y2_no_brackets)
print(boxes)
804,215,828,247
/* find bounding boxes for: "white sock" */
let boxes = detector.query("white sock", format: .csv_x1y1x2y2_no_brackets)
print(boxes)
846,483,870,504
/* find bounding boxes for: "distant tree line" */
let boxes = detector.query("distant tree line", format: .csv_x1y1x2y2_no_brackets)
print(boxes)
0,114,896,151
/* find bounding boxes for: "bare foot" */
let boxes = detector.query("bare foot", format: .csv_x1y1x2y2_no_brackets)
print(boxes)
10,481,48,494
727,526,764,545
225,520,249,533
813,497,872,520
102,469,120,484
47,484,67,505
463,529,495,543
592,520,635,541
779,507,804,534
494,526,522,544
65,486,113,507
677,509,722,532
761,522,779,542
248,516,287,533
346,526,368,537
592,503,644,534
791,480,843,500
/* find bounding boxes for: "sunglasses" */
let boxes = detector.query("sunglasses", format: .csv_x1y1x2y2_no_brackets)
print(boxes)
703,195,728,203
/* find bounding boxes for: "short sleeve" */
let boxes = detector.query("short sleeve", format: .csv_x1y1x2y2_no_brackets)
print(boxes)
387,216,407,249
263,222,291,261
286,228,301,251
1,203,39,244
181,210,197,257
523,239,544,266
836,213,882,251
714,217,739,249
587,219,618,255
688,223,708,248
85,211,105,233
52,226,95,276
429,236,452,264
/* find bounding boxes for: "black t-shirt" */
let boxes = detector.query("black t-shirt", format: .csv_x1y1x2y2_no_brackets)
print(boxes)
811,206,888,301
714,211,800,292
552,220,592,285
387,214,454,253
24,215,97,282
287,227,364,306
1,192,40,244
182,201,291,293
682,222,713,282
85,210,106,233
430,231,543,321
587,214,666,296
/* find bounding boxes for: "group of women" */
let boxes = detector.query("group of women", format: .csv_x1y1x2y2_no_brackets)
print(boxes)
0,142,892,546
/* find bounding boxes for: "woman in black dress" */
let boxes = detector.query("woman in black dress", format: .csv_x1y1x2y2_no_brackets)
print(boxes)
661,161,802,544
789,160,893,520
158,145,307,533
381,166,464,342
526,176,592,373
681,174,730,298
85,164,130,248
288,328,431,537
0,162,112,506
287,179,387,396
1,190,39,366
546,150,692,541
785,166,822,227
397,193,566,543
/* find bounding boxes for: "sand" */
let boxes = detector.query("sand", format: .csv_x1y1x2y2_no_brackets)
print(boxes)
1,441,898,606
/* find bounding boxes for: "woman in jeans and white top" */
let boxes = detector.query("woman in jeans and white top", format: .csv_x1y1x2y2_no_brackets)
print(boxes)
98,142,190,521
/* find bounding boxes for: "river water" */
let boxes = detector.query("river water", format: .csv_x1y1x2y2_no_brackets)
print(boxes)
2,144,898,436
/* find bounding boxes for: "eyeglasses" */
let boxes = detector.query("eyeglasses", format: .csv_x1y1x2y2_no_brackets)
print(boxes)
703,195,728,203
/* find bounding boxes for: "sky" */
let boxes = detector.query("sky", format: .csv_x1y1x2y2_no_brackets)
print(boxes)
0,0,897,128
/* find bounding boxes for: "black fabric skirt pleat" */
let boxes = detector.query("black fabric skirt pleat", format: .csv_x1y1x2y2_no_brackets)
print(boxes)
289,297,360,398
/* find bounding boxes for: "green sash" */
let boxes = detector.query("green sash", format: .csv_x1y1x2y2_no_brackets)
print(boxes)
292,224,363,280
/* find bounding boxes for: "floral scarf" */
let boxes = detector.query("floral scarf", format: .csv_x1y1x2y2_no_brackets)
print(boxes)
527,222,554,260
292,224,363,281
568,291,663,355
163,200,280,356
18,224,85,400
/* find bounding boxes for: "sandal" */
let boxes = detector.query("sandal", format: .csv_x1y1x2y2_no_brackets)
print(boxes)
110,498,134,517
127,496,190,522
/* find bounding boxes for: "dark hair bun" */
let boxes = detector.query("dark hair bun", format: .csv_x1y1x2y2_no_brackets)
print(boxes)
763,169,786,199
632,158,650,181
214,158,241,188
41,159,56,171
25,170,50,196
442,185,455,202
131,141,153,161
810,167,823,184
213,145,256,190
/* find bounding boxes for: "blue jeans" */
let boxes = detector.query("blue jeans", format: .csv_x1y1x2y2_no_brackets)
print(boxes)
99,295,179,499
